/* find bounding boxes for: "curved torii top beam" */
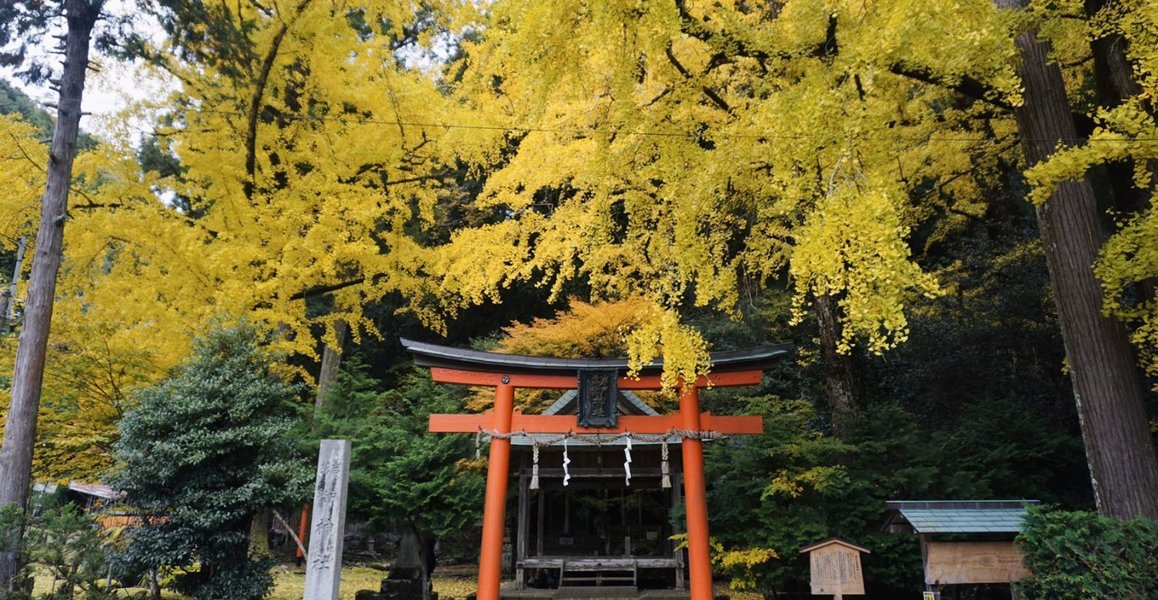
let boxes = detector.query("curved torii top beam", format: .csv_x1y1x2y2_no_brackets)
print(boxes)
407,337,795,435
400,337,794,389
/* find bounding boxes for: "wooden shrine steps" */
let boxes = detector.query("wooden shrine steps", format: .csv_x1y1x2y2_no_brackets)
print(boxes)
507,556,691,600
499,588,693,600
560,558,637,588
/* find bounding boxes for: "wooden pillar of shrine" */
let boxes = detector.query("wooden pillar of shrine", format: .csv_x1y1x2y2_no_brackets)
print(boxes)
680,386,713,600
478,380,515,600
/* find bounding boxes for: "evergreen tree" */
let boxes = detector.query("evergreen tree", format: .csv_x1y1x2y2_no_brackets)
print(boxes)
109,323,311,600
0,79,52,136
316,360,484,546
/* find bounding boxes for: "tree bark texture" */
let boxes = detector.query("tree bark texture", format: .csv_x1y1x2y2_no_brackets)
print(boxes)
0,0,103,591
248,508,273,561
815,294,863,438
0,237,26,336
1084,0,1146,108
314,318,348,416
999,0,1158,518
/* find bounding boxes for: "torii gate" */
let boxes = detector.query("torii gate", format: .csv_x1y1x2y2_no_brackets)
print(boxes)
403,339,792,600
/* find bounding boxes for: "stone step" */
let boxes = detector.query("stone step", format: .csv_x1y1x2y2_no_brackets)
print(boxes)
555,586,638,598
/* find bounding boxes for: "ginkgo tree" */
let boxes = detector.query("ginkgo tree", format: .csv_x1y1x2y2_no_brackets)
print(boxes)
1,0,485,493
1,134,200,482
36,0,479,379
419,0,1010,415
0,115,42,334
101,0,495,353
416,0,1156,517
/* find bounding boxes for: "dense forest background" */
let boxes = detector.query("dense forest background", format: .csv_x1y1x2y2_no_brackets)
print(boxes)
1,1,1155,597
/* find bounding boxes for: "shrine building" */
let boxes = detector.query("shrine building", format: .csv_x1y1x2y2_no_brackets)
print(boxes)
403,338,792,600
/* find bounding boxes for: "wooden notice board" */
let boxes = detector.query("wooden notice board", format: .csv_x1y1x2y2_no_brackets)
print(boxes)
806,542,867,596
924,541,1030,585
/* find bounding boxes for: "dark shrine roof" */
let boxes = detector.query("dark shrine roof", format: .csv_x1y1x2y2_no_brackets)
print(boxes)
544,389,659,417
512,390,668,446
884,500,1039,534
400,338,794,377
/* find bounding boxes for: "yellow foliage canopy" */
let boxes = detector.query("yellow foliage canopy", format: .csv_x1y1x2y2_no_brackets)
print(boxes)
50,0,479,373
3,2,479,478
423,0,1023,383
0,115,43,249
469,297,676,412
498,297,653,359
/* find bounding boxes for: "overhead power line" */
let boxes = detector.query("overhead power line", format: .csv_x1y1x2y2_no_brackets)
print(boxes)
173,108,1157,145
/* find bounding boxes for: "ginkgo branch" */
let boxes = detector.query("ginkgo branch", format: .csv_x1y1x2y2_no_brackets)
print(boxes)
6,131,109,209
887,62,1014,112
244,0,314,201
664,44,732,114
339,166,448,187
288,277,367,301
674,0,784,64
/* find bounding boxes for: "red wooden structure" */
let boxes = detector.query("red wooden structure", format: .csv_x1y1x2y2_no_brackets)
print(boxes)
403,339,791,600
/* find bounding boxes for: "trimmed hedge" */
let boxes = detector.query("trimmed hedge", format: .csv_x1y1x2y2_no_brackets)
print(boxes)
1015,506,1157,599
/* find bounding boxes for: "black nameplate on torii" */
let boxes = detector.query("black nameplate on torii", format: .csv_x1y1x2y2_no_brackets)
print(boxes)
577,369,618,428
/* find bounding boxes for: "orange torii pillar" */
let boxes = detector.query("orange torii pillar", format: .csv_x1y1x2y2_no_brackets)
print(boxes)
479,377,515,600
425,368,766,600
679,385,713,600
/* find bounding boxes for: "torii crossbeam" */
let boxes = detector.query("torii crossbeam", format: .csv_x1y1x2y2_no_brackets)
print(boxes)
403,339,792,600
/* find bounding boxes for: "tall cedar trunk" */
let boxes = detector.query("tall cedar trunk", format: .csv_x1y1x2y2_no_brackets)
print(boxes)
815,294,862,437
314,318,348,416
1084,0,1157,301
0,0,103,590
1084,0,1146,108
0,237,26,336
998,0,1158,518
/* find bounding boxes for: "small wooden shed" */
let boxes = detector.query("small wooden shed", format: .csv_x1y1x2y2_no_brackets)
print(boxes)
884,500,1037,600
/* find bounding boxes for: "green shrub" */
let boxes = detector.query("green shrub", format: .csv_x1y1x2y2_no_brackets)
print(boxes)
24,500,120,600
109,323,311,600
1015,506,1157,599
0,496,122,600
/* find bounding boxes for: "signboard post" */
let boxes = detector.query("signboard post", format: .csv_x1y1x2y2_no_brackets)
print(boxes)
800,539,870,599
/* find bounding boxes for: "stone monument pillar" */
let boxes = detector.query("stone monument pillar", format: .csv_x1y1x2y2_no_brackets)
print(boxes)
304,439,352,600
356,526,439,600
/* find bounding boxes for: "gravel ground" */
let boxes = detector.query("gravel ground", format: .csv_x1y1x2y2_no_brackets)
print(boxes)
37,564,761,600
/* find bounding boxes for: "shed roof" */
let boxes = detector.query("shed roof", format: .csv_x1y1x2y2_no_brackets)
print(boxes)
67,481,123,500
32,480,124,500
884,500,1038,534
